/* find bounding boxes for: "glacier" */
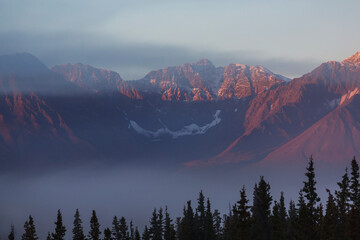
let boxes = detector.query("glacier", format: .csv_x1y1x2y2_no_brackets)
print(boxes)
129,110,221,139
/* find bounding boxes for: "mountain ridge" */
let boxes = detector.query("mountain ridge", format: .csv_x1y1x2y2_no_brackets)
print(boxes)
1,51,360,171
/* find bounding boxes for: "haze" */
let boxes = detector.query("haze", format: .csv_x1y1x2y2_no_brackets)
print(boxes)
1,0,360,79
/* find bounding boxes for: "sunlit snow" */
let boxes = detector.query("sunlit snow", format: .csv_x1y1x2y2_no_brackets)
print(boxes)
129,110,221,139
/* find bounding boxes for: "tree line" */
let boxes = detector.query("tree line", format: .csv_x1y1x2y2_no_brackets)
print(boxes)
7,156,360,240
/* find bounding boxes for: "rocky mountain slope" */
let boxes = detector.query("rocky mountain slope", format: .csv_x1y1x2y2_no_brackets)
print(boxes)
1,51,360,171
186,51,360,167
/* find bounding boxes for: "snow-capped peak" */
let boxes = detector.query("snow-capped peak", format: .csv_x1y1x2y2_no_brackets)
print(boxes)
342,51,360,65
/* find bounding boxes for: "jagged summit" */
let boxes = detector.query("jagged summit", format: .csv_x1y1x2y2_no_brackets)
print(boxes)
194,58,214,66
342,51,360,64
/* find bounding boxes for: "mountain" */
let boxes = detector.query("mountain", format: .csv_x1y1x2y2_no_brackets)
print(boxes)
134,59,288,101
262,91,360,167
0,53,99,169
0,53,83,95
52,63,141,98
186,51,360,167
217,64,288,100
2,51,360,172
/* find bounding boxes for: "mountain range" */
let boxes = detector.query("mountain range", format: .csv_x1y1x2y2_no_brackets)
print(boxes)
1,51,360,171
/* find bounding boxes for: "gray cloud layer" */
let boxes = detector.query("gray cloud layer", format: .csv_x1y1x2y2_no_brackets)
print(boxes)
0,31,320,80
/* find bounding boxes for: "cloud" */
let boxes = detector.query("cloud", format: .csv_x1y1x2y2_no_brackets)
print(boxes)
0,31,320,80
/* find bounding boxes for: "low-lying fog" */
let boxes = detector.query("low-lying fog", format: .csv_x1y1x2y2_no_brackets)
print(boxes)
0,161,343,239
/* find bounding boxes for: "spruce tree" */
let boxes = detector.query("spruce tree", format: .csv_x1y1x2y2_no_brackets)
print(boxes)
134,228,140,240
104,228,112,240
301,156,320,239
251,176,272,240
46,232,52,240
52,210,66,240
335,167,350,238
8,225,15,240
142,226,150,240
72,209,85,240
350,156,360,206
119,217,129,240
212,209,222,239
271,193,287,240
235,186,251,240
279,192,287,234
296,190,310,240
112,216,121,240
179,201,196,240
149,208,161,240
129,221,134,240
204,198,216,240
287,200,298,239
22,215,38,240
89,210,101,240
196,191,206,240
164,206,176,240
347,156,360,239
322,189,339,240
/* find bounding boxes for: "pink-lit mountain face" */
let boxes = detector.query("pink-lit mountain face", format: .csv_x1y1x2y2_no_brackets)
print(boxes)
134,59,288,101
52,63,142,99
1,51,360,171
187,51,360,167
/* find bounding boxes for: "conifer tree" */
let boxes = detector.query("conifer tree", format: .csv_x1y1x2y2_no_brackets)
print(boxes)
164,206,176,240
104,228,112,240
322,189,338,240
271,193,287,240
72,209,85,240
235,186,251,240
335,167,350,238
212,209,222,239
52,210,66,240
296,190,310,239
204,198,216,240
134,228,140,240
287,200,298,239
8,225,15,240
119,217,129,240
89,210,101,240
347,156,360,240
301,156,320,239
196,191,206,240
46,232,52,240
142,226,150,240
149,208,162,240
157,208,164,240
251,176,272,240
112,216,121,240
179,201,196,240
22,215,38,240
350,156,360,206
129,221,134,240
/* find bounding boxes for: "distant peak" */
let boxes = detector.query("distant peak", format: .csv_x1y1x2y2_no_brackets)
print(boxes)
342,51,360,64
194,58,213,66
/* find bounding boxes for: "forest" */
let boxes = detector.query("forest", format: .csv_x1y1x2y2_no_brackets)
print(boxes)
8,156,360,240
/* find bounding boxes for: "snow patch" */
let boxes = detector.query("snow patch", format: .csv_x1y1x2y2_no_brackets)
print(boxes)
129,110,222,139
326,98,340,109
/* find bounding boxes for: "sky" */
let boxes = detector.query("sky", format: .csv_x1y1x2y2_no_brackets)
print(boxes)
1,0,360,79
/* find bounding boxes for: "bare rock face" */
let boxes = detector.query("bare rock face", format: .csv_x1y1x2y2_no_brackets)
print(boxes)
342,51,360,65
217,64,287,100
52,63,142,99
190,51,360,167
135,59,218,101
136,59,288,101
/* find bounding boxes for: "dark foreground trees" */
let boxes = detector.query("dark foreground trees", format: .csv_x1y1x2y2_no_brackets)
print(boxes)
12,156,360,240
